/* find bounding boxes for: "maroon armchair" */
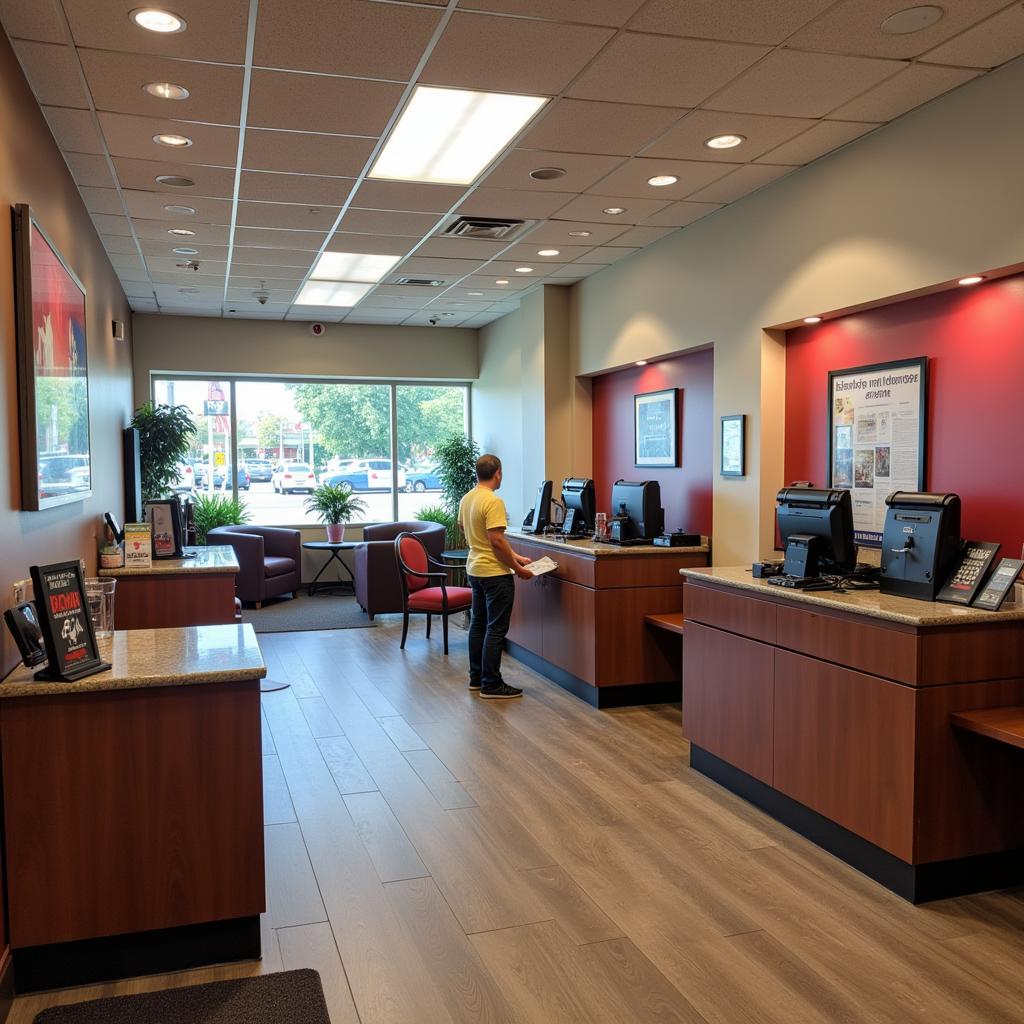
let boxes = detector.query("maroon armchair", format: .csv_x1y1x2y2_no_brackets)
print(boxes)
396,532,472,654
354,520,445,619
208,525,301,608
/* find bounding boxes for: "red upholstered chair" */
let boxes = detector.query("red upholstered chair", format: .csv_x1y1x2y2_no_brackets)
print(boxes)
395,532,472,655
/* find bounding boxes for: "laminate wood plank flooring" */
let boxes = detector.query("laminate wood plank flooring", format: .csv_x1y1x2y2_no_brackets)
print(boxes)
12,619,1024,1024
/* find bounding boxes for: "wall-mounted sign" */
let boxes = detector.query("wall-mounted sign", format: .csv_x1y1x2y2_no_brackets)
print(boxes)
204,399,229,416
30,560,109,681
720,415,745,477
634,388,679,468
828,356,927,547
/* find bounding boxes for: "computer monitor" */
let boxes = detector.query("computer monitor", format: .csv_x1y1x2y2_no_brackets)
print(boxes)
521,480,552,534
561,478,595,535
611,479,664,541
776,487,856,577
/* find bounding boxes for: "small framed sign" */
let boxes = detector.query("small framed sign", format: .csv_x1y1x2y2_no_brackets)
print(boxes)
124,521,153,569
29,561,109,681
634,388,678,468
144,497,183,558
720,415,746,477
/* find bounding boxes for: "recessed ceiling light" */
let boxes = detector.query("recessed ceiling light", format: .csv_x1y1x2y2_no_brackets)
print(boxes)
529,167,566,181
468,291,484,296
130,8,187,33
295,280,373,307
163,204,195,215
369,85,546,186
803,316,822,324
153,133,192,148
567,230,592,238
310,251,401,284
635,360,648,366
167,228,195,236
880,5,944,35
172,246,199,255
495,279,510,285
156,175,194,188
143,81,189,100
603,207,626,216
515,267,533,273
958,275,984,286
537,249,560,257
705,134,746,150
647,175,679,188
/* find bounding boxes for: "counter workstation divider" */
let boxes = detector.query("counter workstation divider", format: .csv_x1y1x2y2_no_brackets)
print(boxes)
681,566,1024,903
505,531,710,708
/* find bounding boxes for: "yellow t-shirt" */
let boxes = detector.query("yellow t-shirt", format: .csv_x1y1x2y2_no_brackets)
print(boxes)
459,485,511,578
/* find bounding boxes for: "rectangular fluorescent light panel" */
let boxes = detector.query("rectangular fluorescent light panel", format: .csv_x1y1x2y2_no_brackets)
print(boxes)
311,251,401,283
295,280,374,307
369,85,547,186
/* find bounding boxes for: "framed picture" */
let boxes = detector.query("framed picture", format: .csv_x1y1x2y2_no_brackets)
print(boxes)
13,205,92,511
144,498,184,559
634,388,678,468
720,415,745,477
827,356,927,547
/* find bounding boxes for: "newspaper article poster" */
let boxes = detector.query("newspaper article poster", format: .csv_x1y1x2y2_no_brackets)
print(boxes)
828,357,927,546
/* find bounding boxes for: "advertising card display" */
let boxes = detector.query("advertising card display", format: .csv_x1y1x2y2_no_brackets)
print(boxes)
29,561,109,681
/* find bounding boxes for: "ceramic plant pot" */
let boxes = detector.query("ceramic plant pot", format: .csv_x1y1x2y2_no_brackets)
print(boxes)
326,523,345,543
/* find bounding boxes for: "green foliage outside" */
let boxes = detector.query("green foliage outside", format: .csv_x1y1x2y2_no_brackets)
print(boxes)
192,492,250,544
131,402,197,502
36,376,89,456
304,483,367,525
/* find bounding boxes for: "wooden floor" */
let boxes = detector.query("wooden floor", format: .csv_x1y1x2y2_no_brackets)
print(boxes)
11,619,1024,1023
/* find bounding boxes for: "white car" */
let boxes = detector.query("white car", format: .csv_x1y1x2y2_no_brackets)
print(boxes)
272,462,317,494
171,462,195,492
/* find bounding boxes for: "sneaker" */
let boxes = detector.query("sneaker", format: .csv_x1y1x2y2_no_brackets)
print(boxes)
479,683,523,699
469,681,481,691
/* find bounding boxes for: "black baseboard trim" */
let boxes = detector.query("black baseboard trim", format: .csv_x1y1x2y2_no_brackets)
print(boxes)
506,642,680,708
691,746,1024,904
13,915,261,993
0,948,14,1024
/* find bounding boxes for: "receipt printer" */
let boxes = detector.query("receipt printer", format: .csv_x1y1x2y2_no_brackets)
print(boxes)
880,491,961,601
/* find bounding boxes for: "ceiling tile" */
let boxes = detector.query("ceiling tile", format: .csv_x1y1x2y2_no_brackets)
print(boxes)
455,0,646,26
0,0,65,42
645,109,815,162
420,11,614,94
151,271,225,287
525,219,628,245
79,186,123,216
417,237,508,260
344,311,407,323
112,158,236,197
42,106,103,153
78,51,245,124
552,194,670,224
242,129,376,177
325,233,419,257
248,70,404,135
239,170,354,206
828,64,982,122
482,149,622,193
547,263,606,278
568,33,770,108
254,0,442,78
705,50,904,118
358,295,437,309
685,163,796,204
456,188,575,220
577,246,640,265
372,285,446,297
353,179,466,214
109,253,147,275
122,283,157,299
226,286,298,302
132,219,231,244
229,271,306,288
518,99,684,156
630,0,836,44
590,157,735,200
89,212,133,236
426,299,493,312
232,247,315,268
403,312,473,327
63,0,252,63
97,113,239,166
786,0,1008,60
101,234,140,255
146,257,228,275
140,239,229,260
443,286,520,302
607,225,677,246
12,40,88,108
922,4,1024,69
396,256,484,277
339,208,440,236
122,191,233,222
236,201,341,231
637,200,724,228
65,151,115,187
500,242,594,263
462,274,533,291
233,226,327,249
485,261,556,277
756,120,880,165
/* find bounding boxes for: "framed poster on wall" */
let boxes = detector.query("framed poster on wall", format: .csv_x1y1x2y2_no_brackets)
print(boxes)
634,388,678,468
720,415,745,477
828,356,927,547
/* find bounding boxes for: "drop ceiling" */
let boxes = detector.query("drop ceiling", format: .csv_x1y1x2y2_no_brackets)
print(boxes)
2,0,1021,329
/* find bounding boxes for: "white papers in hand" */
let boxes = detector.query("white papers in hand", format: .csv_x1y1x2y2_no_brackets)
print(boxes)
524,556,558,576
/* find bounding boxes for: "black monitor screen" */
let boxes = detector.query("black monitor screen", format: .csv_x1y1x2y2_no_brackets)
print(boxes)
561,478,596,532
611,479,664,540
776,487,856,573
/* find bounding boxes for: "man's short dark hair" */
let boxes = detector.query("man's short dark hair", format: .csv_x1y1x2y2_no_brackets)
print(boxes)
476,454,501,482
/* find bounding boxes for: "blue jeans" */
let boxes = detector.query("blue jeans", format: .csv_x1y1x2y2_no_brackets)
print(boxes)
468,574,515,688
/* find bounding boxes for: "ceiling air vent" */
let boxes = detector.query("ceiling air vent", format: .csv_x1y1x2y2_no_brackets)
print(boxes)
395,277,446,287
443,216,525,240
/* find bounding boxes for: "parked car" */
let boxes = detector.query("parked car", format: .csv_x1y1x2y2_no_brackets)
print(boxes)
404,465,442,493
193,464,250,490
170,462,195,492
272,462,317,493
322,458,407,492
244,459,273,482
38,453,91,496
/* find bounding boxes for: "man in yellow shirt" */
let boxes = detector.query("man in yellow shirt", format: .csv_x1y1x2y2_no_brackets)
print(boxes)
458,454,534,698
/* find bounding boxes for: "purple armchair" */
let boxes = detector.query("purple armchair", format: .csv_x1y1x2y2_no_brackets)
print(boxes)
207,525,301,607
354,521,446,618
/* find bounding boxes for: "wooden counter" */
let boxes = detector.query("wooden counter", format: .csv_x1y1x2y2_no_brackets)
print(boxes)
0,625,266,990
100,545,239,630
681,567,1024,903
506,532,709,707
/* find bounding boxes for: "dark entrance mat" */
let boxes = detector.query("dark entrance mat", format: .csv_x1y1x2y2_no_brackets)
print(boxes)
240,593,375,633
34,969,330,1024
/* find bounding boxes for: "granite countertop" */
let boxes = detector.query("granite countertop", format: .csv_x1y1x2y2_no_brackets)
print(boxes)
508,530,710,557
100,545,239,577
681,566,1024,627
0,624,266,698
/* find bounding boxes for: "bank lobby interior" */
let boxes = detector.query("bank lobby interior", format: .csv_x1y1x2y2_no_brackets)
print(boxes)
2,2,1024,1022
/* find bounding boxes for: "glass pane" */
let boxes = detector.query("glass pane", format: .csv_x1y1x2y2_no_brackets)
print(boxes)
235,380,394,526
396,384,469,527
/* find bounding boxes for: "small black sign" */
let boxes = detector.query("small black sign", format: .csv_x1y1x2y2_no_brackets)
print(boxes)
29,561,110,682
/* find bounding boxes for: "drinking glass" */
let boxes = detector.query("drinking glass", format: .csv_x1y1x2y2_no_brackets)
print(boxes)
84,578,116,639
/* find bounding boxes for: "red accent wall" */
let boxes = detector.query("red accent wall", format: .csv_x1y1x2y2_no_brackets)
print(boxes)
592,347,714,536
785,273,1024,555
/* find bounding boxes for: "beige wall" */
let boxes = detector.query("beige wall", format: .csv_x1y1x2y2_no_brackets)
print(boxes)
0,30,133,673
132,314,478,407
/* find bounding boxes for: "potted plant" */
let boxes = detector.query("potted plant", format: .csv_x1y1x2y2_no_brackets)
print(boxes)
415,504,460,551
305,483,367,542
130,402,197,502
433,432,480,548
192,492,251,545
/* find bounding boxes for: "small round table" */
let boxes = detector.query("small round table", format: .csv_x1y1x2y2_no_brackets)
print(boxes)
441,548,469,588
303,541,361,596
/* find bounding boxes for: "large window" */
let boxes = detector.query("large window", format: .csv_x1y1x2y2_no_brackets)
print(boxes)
152,376,469,525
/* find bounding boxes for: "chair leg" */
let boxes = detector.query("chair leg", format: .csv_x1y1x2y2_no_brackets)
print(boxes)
426,613,432,639
400,610,409,650
442,613,449,655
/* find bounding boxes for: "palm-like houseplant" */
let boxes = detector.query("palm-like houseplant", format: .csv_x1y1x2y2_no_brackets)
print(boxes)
130,402,197,502
305,483,368,542
192,492,250,544
427,432,480,548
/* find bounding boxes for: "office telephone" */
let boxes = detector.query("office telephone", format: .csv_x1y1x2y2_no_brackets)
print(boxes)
972,558,1024,611
936,540,1000,605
